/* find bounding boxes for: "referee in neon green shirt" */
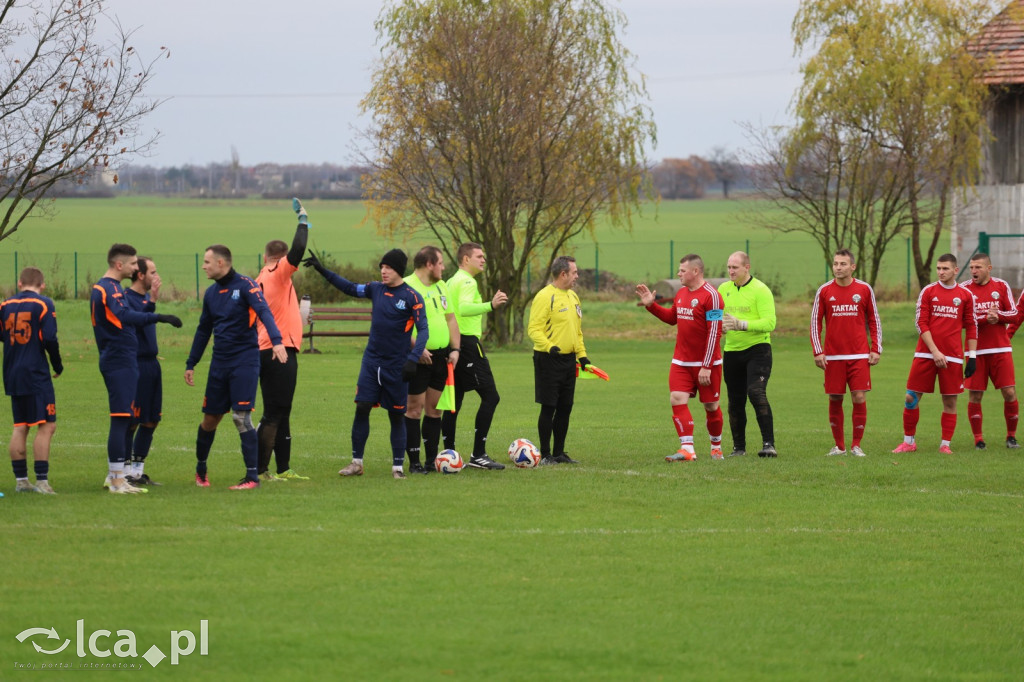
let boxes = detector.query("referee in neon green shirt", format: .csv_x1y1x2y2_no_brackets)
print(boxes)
440,242,508,469
718,251,778,457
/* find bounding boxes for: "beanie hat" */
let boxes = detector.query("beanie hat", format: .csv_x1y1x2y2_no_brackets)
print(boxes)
379,248,408,276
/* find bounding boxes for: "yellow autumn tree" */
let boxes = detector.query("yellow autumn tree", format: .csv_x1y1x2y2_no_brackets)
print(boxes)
361,0,655,343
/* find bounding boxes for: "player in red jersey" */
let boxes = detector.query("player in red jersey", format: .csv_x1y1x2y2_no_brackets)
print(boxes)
893,254,978,455
636,254,725,461
810,249,882,457
959,254,1019,450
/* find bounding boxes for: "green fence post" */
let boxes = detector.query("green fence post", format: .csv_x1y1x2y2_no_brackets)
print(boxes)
669,240,674,278
594,244,599,292
74,252,78,299
14,251,17,286
195,253,200,301
745,239,750,257
978,231,989,255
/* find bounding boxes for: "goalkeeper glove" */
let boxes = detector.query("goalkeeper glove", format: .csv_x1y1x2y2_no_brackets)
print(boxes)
722,313,747,332
156,314,182,328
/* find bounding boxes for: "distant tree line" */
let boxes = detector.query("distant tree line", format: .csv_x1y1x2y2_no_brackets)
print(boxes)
46,162,372,199
48,154,752,201
650,150,752,199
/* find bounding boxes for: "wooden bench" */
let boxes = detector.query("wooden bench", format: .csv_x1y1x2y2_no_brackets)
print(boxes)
303,306,372,354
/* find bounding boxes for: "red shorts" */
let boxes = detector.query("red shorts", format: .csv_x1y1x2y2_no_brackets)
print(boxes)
964,352,1016,391
669,362,722,403
823,358,871,395
906,356,964,396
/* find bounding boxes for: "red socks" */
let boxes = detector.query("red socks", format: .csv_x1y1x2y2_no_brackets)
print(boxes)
967,402,983,443
851,402,866,447
671,404,693,439
940,412,957,442
706,407,723,444
829,401,845,450
903,407,919,438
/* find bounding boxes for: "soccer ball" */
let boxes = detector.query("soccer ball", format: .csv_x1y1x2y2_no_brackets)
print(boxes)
434,449,464,474
508,438,542,468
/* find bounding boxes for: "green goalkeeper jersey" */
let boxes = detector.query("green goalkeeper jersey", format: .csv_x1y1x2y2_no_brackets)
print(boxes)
717,276,776,352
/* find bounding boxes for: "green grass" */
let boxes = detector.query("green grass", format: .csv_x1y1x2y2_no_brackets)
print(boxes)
2,299,1022,680
0,197,921,300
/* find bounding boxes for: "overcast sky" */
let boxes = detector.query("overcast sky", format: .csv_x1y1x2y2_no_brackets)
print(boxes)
113,0,803,167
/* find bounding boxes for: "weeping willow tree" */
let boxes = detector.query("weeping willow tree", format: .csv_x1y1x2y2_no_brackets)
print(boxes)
750,0,1003,288
361,0,655,344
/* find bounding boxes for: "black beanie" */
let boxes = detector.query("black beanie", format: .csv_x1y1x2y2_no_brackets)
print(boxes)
379,248,408,276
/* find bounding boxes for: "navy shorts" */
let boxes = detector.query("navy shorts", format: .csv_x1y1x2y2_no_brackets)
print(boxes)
203,362,259,415
133,357,163,423
11,387,56,427
103,365,138,417
356,359,407,412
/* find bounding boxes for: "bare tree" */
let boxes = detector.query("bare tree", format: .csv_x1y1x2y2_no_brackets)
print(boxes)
708,146,740,199
0,0,166,241
743,120,912,287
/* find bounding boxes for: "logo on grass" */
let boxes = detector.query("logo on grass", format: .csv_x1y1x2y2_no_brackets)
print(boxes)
15,619,208,668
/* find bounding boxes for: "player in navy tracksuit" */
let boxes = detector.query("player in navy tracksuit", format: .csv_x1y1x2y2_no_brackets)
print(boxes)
304,248,428,479
92,244,182,494
124,257,165,486
185,245,287,490
1,267,63,494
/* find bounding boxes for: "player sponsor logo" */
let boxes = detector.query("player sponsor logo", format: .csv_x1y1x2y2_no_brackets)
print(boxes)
690,298,699,307
395,299,407,310
440,295,448,310
953,297,962,306
828,296,836,301
992,291,1001,300
14,620,209,669
231,290,240,300
852,294,861,303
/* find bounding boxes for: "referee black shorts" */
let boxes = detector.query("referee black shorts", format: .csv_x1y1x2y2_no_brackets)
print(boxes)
454,335,497,394
533,350,576,407
408,348,450,395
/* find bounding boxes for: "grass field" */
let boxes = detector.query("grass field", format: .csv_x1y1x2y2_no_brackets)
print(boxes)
2,297,1023,680
0,197,920,300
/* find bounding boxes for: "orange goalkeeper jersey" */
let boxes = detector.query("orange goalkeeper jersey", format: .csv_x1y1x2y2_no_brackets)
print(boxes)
256,259,303,350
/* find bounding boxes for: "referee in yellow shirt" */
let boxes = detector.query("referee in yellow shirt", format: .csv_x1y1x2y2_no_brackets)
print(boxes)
528,256,591,465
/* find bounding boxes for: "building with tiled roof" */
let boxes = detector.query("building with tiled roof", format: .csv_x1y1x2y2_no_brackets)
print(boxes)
953,1,1024,287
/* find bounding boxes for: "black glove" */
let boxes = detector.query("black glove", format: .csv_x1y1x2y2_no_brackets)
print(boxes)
549,346,561,356
402,360,418,382
964,357,977,378
302,251,326,274
579,356,590,370
156,314,183,328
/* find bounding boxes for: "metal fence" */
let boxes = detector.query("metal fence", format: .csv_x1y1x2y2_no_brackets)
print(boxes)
1,239,926,302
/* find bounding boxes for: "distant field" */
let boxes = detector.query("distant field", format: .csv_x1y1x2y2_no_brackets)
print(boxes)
0,197,923,300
